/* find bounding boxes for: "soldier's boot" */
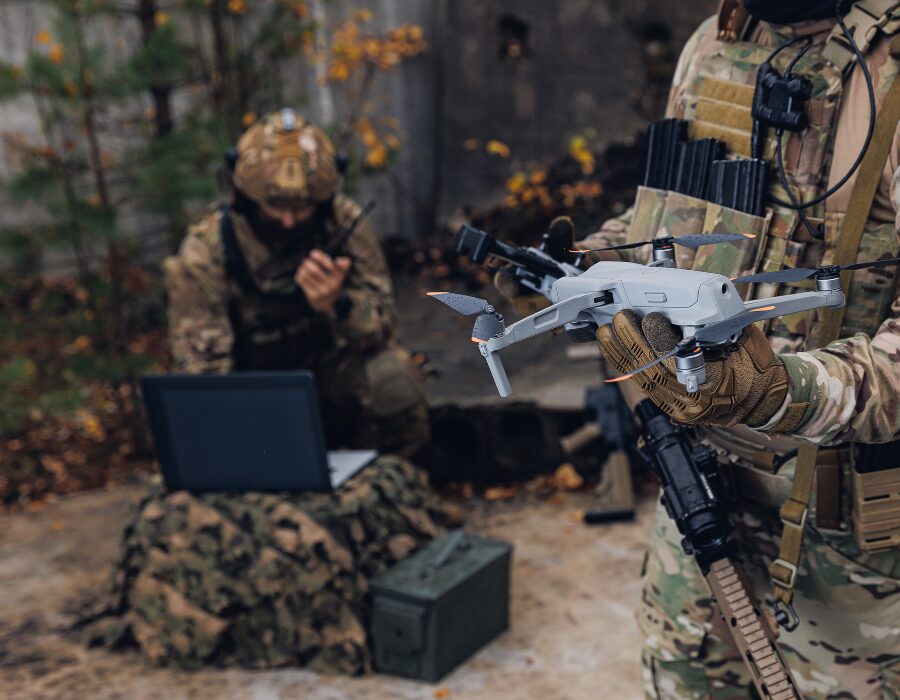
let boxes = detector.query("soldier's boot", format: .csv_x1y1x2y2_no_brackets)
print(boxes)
359,346,430,458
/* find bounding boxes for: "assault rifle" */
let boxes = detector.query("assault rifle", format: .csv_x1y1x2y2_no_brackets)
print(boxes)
635,399,800,700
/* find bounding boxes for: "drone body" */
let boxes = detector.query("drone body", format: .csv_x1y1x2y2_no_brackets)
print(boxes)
430,225,889,398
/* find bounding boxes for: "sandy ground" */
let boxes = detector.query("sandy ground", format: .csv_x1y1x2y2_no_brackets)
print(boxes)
0,273,652,698
0,485,655,700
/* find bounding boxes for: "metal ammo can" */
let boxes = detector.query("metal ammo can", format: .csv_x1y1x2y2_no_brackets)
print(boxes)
370,530,512,682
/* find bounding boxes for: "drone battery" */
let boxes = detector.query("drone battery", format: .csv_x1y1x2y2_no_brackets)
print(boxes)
371,531,512,682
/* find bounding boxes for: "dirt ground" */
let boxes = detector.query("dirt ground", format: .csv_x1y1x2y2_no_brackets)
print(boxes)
0,484,655,700
0,272,655,699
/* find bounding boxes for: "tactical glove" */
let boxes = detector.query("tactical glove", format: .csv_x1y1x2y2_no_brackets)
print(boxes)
597,309,791,428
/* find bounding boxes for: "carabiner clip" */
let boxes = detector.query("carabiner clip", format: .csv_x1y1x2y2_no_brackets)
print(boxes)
773,600,799,632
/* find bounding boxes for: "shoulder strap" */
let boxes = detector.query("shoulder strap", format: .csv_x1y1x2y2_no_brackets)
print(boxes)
823,0,900,74
769,69,900,624
219,206,307,303
220,205,257,296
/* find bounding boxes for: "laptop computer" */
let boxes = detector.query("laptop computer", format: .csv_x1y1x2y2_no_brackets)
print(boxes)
141,371,377,492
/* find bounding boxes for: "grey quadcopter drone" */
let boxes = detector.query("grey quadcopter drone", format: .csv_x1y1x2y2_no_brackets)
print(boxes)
430,224,900,397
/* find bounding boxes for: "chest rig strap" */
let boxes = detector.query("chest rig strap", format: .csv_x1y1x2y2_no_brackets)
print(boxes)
769,62,900,626
823,0,900,73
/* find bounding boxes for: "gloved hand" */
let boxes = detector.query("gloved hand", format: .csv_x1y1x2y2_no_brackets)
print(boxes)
597,309,791,428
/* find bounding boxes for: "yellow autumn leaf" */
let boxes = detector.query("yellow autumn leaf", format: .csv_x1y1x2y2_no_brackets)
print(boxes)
506,172,526,194
485,140,510,158
353,8,374,23
35,31,51,45
154,10,169,26
83,414,104,439
463,138,481,151
72,335,91,351
553,463,584,491
241,111,257,128
433,688,450,699
48,44,64,65
227,0,247,14
364,145,388,169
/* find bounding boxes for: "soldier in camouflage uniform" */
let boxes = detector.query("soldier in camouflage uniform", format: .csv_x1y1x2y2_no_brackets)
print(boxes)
164,109,428,457
574,1,900,697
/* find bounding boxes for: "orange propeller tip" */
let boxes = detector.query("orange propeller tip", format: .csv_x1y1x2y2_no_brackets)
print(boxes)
742,233,757,239
471,337,486,343
569,248,592,254
605,374,634,383
426,291,447,296
751,305,776,312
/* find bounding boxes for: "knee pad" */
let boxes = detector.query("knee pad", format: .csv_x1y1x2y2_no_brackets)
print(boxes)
365,349,426,418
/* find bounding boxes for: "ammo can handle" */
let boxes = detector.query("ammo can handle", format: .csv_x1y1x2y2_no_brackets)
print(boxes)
421,530,467,577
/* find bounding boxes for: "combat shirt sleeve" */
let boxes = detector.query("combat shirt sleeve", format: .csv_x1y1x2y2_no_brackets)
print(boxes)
329,216,397,350
770,164,900,446
574,208,635,265
163,217,234,373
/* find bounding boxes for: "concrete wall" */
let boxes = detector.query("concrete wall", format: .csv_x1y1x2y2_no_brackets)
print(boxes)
436,0,716,219
0,0,717,268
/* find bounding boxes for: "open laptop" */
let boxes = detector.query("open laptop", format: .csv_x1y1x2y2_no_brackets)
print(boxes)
141,371,376,492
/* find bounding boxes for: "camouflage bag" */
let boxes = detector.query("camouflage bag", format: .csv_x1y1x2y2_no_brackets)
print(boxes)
83,456,447,673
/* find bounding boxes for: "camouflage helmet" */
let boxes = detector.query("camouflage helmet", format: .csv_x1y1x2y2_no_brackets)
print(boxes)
233,109,340,207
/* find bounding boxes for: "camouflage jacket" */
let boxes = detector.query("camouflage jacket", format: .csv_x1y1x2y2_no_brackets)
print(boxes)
164,195,397,373
582,15,900,447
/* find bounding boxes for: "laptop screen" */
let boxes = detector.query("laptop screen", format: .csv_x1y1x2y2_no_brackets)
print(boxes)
142,371,331,491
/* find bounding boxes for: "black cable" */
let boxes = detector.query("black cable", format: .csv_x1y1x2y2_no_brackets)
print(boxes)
785,37,813,76
770,1,877,211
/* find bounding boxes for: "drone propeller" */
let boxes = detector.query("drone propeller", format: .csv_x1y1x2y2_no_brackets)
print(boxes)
732,256,900,286
604,301,789,383
427,291,506,342
606,338,700,383
572,232,755,254
472,313,505,342
426,291,493,316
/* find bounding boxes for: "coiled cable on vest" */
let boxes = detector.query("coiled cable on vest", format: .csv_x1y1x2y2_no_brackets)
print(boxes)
770,0,878,212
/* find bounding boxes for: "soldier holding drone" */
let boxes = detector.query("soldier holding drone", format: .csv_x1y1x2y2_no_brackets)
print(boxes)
433,0,900,696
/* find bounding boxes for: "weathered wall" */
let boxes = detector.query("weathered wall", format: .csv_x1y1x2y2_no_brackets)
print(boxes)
436,0,717,220
0,0,717,269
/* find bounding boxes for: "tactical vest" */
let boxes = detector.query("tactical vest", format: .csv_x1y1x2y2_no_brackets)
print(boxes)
625,7,899,354
220,208,336,371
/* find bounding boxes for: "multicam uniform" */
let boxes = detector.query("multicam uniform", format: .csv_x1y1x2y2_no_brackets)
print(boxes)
581,5,900,698
164,194,429,457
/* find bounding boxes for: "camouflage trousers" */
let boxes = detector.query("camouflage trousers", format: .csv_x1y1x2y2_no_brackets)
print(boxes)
315,344,429,458
640,458,900,700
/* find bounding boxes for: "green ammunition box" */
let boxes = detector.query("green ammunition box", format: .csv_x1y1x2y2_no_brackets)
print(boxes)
371,531,512,682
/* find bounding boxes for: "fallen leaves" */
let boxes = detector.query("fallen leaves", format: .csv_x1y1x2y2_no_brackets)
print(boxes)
485,139,511,158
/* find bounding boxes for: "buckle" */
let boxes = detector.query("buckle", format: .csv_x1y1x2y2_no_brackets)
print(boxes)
779,498,808,530
771,558,798,589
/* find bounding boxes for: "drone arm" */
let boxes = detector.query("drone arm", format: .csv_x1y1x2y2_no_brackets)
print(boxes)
480,343,512,397
479,292,611,397
487,292,610,352
742,289,845,323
